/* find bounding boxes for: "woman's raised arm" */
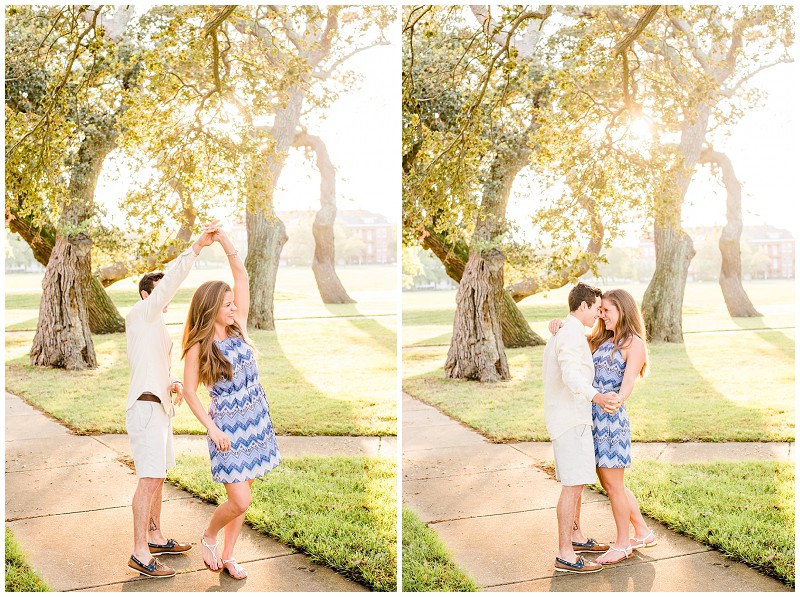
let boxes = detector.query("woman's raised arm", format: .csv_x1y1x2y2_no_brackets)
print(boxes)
214,229,250,327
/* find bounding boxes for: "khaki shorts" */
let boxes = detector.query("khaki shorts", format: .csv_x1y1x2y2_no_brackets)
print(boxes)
552,424,596,486
126,400,174,478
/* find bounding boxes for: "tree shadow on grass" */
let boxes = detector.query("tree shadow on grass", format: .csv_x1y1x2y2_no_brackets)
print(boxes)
730,317,795,361
632,342,775,442
252,327,363,436
403,342,780,442
323,303,396,355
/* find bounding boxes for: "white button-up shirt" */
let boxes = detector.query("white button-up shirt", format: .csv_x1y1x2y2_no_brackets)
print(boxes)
542,314,597,440
125,248,197,416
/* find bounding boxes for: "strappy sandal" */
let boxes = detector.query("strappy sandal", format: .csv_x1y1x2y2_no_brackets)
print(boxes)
222,558,247,580
201,532,221,572
597,544,633,565
631,530,658,549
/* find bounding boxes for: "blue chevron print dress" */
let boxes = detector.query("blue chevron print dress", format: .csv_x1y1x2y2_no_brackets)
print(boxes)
207,336,281,483
591,339,632,468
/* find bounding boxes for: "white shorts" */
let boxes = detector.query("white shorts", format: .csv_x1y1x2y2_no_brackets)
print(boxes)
126,400,174,478
552,424,596,486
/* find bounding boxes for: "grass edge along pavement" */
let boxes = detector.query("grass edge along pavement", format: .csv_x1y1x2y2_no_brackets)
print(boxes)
167,454,397,592
5,324,396,437
5,265,397,438
402,281,794,443
402,331,794,443
401,507,480,592
590,459,795,587
5,528,50,592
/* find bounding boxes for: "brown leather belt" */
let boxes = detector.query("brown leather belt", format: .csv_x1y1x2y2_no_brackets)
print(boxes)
137,393,161,403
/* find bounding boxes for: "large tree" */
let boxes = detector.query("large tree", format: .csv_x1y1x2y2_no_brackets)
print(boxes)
403,6,659,379
5,5,234,348
6,6,139,366
133,6,393,327
231,6,392,327
604,6,792,340
533,5,792,341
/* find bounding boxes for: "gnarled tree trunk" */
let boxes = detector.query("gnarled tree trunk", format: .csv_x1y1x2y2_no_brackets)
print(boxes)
7,205,125,334
641,224,695,343
642,104,709,342
30,233,97,368
699,148,761,317
445,142,531,381
293,131,354,304
446,247,509,380
245,209,288,330
30,130,116,368
420,225,543,348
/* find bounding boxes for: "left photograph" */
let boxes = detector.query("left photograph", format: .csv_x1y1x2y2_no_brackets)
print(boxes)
5,5,398,592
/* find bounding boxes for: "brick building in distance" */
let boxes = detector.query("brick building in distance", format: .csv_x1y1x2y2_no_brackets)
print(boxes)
639,224,794,280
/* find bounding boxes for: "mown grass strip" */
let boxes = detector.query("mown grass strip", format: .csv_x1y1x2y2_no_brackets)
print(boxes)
401,507,479,592
591,460,795,587
168,455,397,591
5,528,50,592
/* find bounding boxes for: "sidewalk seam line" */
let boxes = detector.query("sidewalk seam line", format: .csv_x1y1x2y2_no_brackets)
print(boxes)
480,549,713,588
61,553,301,591
425,501,608,524
6,498,194,522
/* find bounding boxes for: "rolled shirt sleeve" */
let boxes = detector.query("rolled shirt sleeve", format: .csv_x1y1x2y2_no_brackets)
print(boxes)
555,328,597,402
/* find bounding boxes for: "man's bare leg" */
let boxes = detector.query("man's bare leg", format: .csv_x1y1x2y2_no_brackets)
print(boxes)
557,485,584,562
147,480,168,546
571,489,588,543
133,477,164,563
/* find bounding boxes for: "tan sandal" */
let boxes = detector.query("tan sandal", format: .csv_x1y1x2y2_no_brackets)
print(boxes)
222,558,247,580
201,532,221,572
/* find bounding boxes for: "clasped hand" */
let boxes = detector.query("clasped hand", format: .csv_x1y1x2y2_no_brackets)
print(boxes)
594,391,622,414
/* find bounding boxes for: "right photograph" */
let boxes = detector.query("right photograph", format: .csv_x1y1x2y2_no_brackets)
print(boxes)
401,5,795,593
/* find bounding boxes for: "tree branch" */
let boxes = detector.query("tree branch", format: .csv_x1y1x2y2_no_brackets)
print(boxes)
613,5,661,56
312,40,392,78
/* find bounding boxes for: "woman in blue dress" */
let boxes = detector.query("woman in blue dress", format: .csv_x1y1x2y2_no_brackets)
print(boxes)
550,289,655,565
181,228,280,579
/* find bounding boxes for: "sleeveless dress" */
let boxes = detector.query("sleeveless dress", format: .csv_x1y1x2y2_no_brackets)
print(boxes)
591,338,632,468
207,335,281,483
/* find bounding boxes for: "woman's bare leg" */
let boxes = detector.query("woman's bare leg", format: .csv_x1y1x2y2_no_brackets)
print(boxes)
596,467,631,564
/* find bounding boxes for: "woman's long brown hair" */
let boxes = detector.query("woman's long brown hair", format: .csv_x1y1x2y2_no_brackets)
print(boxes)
182,280,245,386
588,289,649,377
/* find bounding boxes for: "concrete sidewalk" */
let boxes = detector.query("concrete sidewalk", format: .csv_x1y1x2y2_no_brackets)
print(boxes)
96,432,396,462
5,392,372,592
402,393,790,592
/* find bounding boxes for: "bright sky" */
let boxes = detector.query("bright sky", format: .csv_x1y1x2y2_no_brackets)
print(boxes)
97,9,400,228
272,27,399,223
508,41,799,247
683,58,798,236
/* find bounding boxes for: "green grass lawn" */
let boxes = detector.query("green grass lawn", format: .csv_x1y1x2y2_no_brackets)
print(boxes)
168,455,397,591
401,508,479,592
5,528,50,592
590,460,795,587
5,266,396,436
403,280,794,442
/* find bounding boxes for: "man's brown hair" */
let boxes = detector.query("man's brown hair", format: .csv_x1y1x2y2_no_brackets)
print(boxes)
138,272,164,299
567,282,602,312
